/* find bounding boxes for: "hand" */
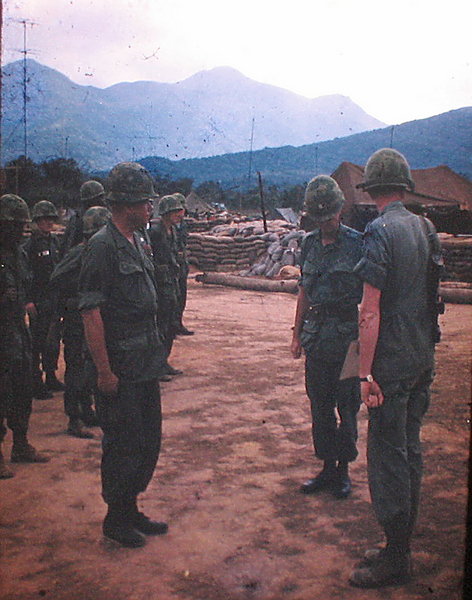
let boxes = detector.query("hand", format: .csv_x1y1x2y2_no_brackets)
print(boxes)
291,336,302,359
361,379,384,408
26,302,37,319
97,370,119,396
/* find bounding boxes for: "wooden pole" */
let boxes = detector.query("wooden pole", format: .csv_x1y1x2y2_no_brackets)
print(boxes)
257,171,267,233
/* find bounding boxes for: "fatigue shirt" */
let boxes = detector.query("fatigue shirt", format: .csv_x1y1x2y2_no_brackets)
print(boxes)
59,212,84,259
22,231,60,307
78,220,161,382
300,224,363,362
50,244,84,332
0,242,31,366
148,220,180,302
354,201,436,383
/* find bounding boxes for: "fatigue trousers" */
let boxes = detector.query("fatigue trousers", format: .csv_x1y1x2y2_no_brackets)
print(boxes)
0,356,33,445
305,353,360,463
63,326,93,420
30,306,60,385
367,369,433,534
97,378,162,508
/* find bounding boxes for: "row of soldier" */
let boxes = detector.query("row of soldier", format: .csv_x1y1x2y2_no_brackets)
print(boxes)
0,170,193,475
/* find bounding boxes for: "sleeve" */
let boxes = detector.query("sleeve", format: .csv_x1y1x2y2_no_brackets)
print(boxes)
78,238,111,312
353,222,389,291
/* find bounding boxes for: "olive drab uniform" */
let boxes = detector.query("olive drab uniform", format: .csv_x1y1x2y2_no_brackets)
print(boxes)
300,224,363,464
354,201,437,532
79,219,164,507
148,220,181,358
175,218,190,326
0,243,34,446
50,244,96,427
22,229,61,393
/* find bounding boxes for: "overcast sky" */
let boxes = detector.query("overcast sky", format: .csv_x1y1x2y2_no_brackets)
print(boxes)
2,0,472,125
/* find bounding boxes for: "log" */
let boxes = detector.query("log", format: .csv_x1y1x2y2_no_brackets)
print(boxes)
440,283,472,304
195,272,298,294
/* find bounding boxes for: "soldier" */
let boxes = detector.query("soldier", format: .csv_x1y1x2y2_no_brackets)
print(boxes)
79,162,167,548
291,175,363,499
23,200,63,398
349,149,441,588
173,193,194,336
50,206,111,438
1,194,49,478
60,180,106,258
148,194,185,378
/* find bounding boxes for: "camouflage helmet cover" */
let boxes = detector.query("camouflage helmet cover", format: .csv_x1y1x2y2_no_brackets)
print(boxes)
107,162,158,204
80,180,105,203
32,200,59,221
82,206,111,237
303,175,345,223
0,194,31,223
158,194,185,216
172,192,187,209
357,148,415,192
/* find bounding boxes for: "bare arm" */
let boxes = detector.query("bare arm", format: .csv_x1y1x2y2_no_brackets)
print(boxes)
81,307,118,395
358,282,384,407
291,286,310,359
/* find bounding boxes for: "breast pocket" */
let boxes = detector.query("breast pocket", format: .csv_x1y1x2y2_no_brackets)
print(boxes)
117,260,145,300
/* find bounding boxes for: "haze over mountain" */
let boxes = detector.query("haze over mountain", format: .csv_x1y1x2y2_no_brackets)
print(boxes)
1,59,384,170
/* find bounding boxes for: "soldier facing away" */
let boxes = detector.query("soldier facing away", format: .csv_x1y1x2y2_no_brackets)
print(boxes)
349,148,442,588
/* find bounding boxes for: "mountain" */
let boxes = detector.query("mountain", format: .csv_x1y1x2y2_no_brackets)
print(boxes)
139,107,472,188
1,59,384,170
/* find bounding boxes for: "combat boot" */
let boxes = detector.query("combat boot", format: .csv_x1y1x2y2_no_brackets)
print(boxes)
0,446,14,479
11,443,49,463
67,419,94,439
128,499,168,536
102,505,146,548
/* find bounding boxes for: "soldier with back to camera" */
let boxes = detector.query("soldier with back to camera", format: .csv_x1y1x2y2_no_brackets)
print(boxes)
291,175,363,500
79,163,167,548
349,148,442,588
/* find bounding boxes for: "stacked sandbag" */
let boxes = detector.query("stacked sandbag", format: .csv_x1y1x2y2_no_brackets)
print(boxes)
440,234,472,283
239,229,305,279
186,219,299,273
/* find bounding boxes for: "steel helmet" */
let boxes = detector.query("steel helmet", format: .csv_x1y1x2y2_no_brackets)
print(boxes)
107,162,158,204
158,194,184,216
32,200,59,221
358,148,415,192
303,175,345,223
80,180,105,203
0,194,31,223
82,206,111,238
172,193,187,209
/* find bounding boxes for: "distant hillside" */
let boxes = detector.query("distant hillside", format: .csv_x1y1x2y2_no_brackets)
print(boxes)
139,107,472,188
1,59,384,170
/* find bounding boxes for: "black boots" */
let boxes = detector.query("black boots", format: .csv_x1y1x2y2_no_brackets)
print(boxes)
103,500,168,548
301,460,351,498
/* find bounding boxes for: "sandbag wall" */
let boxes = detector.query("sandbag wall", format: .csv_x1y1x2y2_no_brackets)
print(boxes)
187,233,268,272
440,234,472,283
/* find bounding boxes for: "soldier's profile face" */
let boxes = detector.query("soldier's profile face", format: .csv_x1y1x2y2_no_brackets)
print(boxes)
126,200,152,230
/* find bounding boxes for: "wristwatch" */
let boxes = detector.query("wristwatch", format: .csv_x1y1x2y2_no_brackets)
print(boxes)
360,374,374,383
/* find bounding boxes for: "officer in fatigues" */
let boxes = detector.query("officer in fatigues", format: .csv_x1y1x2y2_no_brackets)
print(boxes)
291,176,363,499
173,193,194,336
79,162,167,548
148,194,185,378
349,149,441,588
50,206,111,438
60,180,106,259
1,194,49,478
22,200,63,398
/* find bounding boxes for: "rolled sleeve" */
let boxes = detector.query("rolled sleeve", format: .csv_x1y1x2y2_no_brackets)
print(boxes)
78,238,110,312
354,223,389,291
353,256,386,290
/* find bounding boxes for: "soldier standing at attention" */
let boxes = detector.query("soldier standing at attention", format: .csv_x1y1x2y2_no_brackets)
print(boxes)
50,206,111,439
349,149,441,588
173,193,194,336
148,194,185,378
60,180,106,259
291,175,363,499
79,162,167,548
23,200,63,398
1,194,49,478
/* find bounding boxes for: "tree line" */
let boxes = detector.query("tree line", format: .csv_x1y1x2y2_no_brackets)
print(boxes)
2,156,307,214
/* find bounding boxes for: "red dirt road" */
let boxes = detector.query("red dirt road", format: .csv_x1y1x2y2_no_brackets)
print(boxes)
1,278,470,600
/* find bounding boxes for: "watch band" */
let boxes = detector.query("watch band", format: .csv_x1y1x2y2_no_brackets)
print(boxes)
360,374,374,383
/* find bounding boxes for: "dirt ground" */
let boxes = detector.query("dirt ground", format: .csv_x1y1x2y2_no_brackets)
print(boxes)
1,278,471,600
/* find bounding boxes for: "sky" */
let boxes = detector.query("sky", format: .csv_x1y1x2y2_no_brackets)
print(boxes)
2,0,472,125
